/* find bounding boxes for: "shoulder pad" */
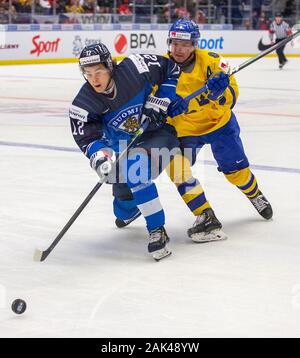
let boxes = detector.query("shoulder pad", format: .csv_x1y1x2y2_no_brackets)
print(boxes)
127,54,149,74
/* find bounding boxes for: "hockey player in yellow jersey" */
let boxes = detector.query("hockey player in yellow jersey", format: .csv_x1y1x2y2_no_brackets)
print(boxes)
166,19,273,242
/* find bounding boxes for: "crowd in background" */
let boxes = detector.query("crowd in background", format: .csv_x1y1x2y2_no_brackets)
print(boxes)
0,0,299,28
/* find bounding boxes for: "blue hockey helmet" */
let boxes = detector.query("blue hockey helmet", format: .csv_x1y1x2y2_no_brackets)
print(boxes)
167,19,200,47
79,42,114,72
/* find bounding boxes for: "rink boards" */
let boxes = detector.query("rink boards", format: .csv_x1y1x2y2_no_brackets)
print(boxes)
0,25,300,65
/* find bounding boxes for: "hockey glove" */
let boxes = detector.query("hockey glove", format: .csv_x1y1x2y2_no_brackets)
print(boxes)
141,95,171,130
167,95,188,118
90,148,116,182
206,72,229,100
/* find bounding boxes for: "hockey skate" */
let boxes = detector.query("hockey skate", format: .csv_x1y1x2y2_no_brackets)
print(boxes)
115,211,141,228
279,59,288,69
187,208,227,243
248,190,273,220
148,227,172,261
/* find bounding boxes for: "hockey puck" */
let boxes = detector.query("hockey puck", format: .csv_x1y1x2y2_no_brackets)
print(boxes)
11,299,27,315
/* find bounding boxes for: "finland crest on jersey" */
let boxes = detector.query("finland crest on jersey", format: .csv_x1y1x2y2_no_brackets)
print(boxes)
108,104,143,134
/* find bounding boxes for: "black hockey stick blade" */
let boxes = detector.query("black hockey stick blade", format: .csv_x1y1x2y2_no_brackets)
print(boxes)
33,181,104,262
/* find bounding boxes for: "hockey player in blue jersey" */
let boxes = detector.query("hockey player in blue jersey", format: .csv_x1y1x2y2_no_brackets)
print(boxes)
69,43,181,261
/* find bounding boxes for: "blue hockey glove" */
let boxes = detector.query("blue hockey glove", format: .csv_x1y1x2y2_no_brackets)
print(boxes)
141,95,171,129
90,148,116,182
167,95,188,118
206,72,229,100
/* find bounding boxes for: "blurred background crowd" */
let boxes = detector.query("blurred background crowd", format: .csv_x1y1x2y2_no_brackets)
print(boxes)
0,0,299,29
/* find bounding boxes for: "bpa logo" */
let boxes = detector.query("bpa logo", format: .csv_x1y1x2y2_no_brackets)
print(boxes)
114,34,128,54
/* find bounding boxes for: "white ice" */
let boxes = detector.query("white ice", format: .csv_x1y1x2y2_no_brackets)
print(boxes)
0,57,300,338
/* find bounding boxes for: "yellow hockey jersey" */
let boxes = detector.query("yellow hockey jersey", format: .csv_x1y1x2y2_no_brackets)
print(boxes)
167,49,239,137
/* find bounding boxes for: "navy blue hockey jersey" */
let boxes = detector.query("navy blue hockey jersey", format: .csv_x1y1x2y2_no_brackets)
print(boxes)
69,54,180,158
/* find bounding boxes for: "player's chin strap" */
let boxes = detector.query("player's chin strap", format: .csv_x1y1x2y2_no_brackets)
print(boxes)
103,78,116,96
103,64,117,93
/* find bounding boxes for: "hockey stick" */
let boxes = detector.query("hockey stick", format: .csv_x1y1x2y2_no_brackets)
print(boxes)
33,88,200,262
184,29,300,103
33,120,149,262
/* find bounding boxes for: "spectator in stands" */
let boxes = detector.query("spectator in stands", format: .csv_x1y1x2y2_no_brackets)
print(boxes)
159,1,175,22
0,2,9,24
163,7,170,23
175,6,190,20
82,0,95,13
216,0,228,24
13,0,32,13
56,0,68,14
97,0,111,14
243,18,252,30
10,0,33,23
0,0,7,7
198,9,206,24
65,0,84,14
257,10,270,30
231,0,243,26
37,0,51,15
252,0,263,17
118,0,132,15
135,0,151,23
157,4,170,23
9,1,17,20
251,9,259,29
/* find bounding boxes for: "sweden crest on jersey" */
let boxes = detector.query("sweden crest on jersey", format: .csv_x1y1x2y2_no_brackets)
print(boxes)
108,104,143,134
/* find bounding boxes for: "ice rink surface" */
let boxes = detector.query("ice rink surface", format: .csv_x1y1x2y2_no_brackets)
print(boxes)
0,57,300,338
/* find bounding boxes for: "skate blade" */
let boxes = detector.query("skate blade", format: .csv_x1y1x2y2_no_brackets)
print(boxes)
151,247,172,261
191,229,228,243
